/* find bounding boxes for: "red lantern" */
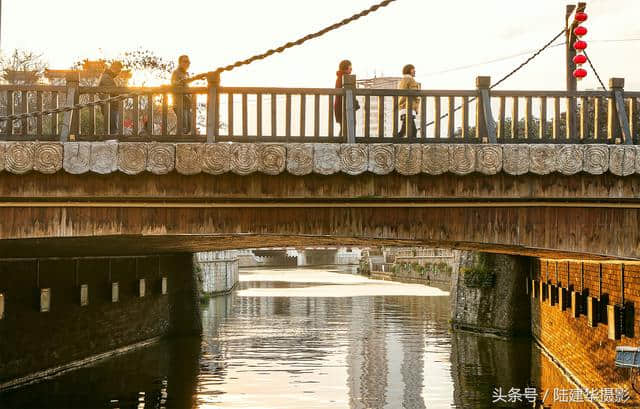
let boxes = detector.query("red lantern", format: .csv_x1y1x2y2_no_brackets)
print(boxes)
573,68,587,79
573,40,587,51
574,26,588,37
573,54,587,64
575,12,588,22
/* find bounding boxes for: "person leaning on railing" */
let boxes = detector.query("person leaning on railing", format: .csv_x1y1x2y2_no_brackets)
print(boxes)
98,61,123,135
397,64,420,138
171,55,206,135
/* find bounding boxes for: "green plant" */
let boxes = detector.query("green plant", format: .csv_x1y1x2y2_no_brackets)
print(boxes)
462,253,496,288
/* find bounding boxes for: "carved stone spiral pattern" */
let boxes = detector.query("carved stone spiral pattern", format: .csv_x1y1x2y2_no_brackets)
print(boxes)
502,145,530,175
367,144,394,175
286,144,313,176
117,143,147,175
609,146,636,176
340,144,368,175
583,145,609,175
0,142,7,172
313,144,341,175
258,144,286,175
5,142,34,174
422,145,450,175
89,142,118,174
175,144,203,175
230,143,258,175
33,143,63,174
449,145,475,175
146,143,175,175
394,144,422,175
557,145,584,175
475,145,502,175
63,142,91,174
529,145,557,175
202,143,231,175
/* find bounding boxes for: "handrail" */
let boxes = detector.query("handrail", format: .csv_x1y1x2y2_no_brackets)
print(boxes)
0,76,636,144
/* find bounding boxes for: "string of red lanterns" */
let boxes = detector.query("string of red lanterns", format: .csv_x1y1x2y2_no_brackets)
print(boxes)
572,11,588,80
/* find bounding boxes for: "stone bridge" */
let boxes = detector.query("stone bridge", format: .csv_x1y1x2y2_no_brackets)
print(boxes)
1,141,639,260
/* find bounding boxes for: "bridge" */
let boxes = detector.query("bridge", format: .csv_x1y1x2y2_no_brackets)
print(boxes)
1,0,640,404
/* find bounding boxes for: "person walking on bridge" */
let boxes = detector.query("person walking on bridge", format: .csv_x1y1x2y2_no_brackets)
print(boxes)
98,61,123,135
397,64,420,138
171,55,205,135
334,59,359,137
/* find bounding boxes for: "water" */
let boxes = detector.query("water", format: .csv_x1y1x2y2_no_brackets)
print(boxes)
0,267,540,409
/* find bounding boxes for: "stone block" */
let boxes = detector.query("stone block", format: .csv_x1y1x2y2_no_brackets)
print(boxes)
340,144,368,175
63,142,91,174
286,144,313,176
367,144,394,175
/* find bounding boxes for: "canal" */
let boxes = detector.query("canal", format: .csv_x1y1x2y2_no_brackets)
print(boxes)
1,266,558,408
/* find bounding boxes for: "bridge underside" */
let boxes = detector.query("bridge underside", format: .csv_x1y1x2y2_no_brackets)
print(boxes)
1,171,639,260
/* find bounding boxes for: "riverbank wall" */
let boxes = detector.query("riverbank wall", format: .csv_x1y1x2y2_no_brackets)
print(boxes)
0,253,201,389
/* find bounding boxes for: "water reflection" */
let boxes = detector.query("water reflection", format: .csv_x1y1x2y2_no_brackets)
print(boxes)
1,267,546,409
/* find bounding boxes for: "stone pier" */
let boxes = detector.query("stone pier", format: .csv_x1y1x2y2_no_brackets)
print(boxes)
450,251,531,337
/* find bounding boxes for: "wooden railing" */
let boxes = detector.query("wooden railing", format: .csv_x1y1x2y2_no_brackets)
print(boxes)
0,75,637,144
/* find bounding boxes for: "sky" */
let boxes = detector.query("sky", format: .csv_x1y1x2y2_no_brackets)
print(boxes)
2,0,640,90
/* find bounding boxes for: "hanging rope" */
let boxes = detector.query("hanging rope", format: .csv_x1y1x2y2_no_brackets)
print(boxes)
422,28,567,129
583,50,608,91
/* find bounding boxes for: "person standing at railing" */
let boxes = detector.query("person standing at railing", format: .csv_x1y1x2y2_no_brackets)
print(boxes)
334,60,360,137
171,55,206,135
397,64,420,138
98,61,123,135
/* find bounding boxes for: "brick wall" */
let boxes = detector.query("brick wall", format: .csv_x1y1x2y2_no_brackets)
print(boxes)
531,259,640,409
0,253,200,385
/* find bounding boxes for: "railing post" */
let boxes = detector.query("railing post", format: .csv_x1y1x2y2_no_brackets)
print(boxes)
206,72,220,143
343,74,356,143
476,76,496,143
60,72,79,142
608,77,632,145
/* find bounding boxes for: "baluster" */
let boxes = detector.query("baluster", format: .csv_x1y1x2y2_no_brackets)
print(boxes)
105,99,112,135
553,97,560,141
36,91,43,137
566,95,577,141
256,94,263,137
594,97,603,142
50,91,58,135
364,95,370,139
299,94,306,138
314,94,320,138
420,96,427,140
117,99,124,136
579,96,588,140
629,97,639,144
447,96,454,139
392,95,398,138
161,93,168,136
132,94,139,136
524,96,532,140
5,90,13,136
146,94,154,135
377,96,384,138
328,95,334,138
433,97,441,139
461,96,469,140
191,92,198,136
175,90,183,136
285,94,291,139
21,91,28,136
227,93,234,137
242,94,248,138
511,97,519,139
87,94,95,136
497,96,505,141
271,94,276,137
539,97,547,141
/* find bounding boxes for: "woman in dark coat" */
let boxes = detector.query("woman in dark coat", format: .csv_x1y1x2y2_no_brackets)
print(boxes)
334,60,352,136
